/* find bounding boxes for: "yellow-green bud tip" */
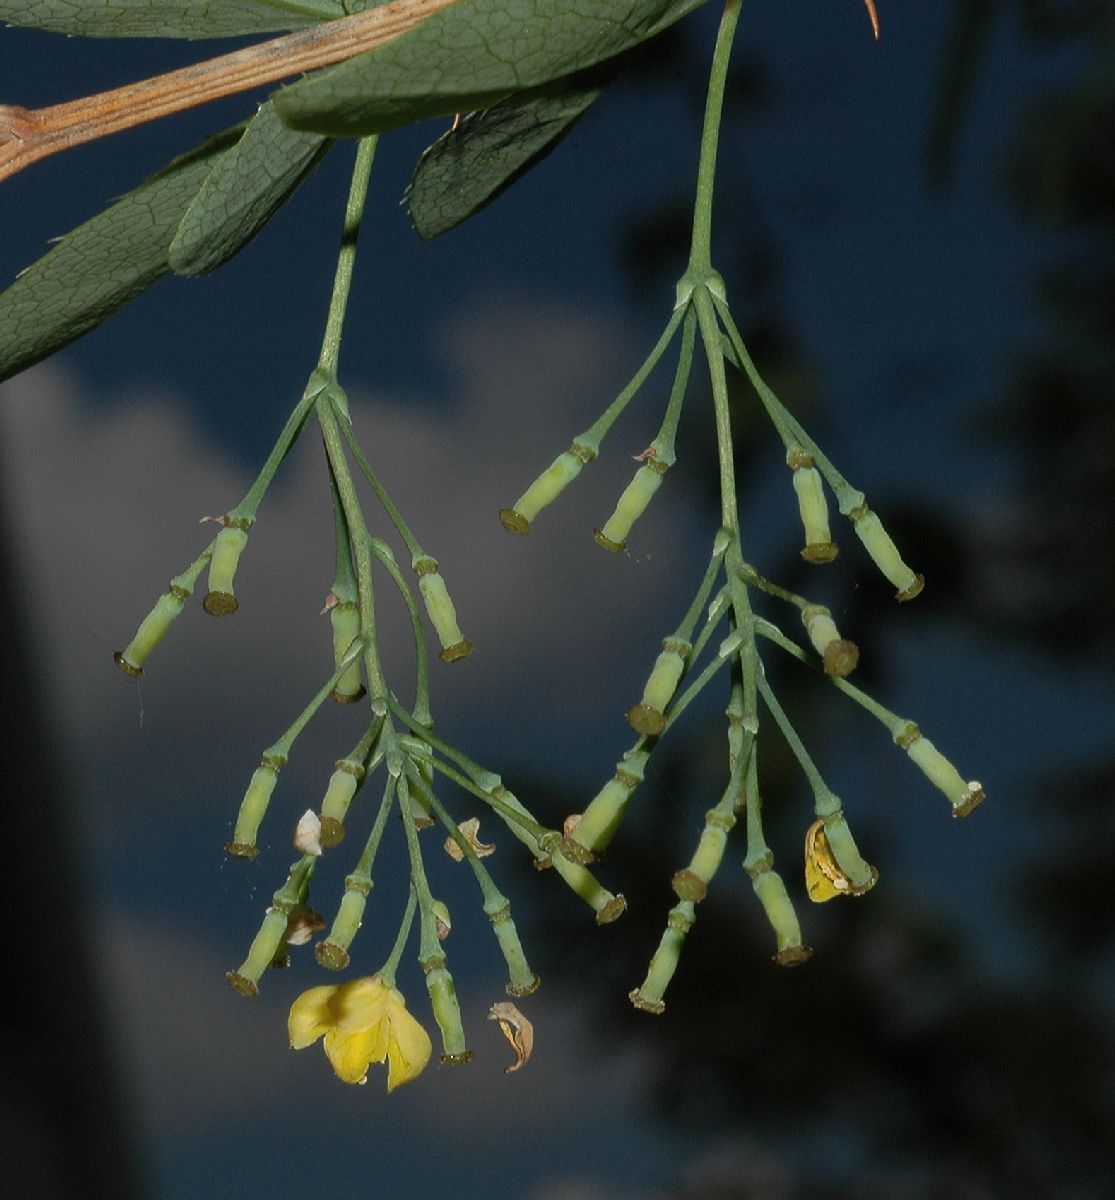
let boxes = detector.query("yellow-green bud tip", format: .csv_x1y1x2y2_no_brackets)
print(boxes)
593,529,625,553
499,508,531,535
439,639,474,663
225,971,259,997
203,591,239,616
506,975,541,997
896,574,926,602
319,816,346,847
952,783,985,818
671,869,708,903
773,945,813,966
224,841,259,859
113,651,142,677
801,542,839,564
440,1051,475,1066
595,895,627,924
314,941,351,971
629,988,665,1015
822,639,860,678
560,836,597,864
627,703,667,736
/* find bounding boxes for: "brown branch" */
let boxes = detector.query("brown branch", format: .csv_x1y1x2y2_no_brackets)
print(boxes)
0,0,456,184
864,0,880,40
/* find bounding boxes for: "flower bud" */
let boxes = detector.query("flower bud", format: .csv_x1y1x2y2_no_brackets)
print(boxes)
203,521,251,615
801,605,859,678
789,452,838,563
849,505,923,600
570,751,648,856
897,723,984,817
431,899,452,941
499,441,595,534
748,861,812,965
114,584,190,676
226,755,285,858
628,640,689,735
226,905,288,996
315,875,371,970
414,557,472,662
549,849,627,923
318,759,364,847
593,458,668,552
421,955,472,1063
629,900,694,1014
329,601,365,702
673,806,736,901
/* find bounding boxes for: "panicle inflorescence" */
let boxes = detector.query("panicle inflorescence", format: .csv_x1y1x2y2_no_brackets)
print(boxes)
106,0,983,1083
496,39,984,1007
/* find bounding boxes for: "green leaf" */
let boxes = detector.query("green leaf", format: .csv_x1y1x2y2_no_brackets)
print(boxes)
273,0,708,135
404,65,614,241
170,102,331,276
0,0,355,40
0,126,243,384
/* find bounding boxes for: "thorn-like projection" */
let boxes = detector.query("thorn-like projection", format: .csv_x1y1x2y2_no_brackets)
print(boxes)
864,0,881,40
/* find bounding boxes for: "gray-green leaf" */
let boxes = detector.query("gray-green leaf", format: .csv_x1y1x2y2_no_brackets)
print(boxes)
0,126,242,384
273,0,707,135
404,65,613,240
0,0,355,40
170,102,331,275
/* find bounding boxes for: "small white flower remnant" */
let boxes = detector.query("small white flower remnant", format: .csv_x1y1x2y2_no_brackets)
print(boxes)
293,809,323,856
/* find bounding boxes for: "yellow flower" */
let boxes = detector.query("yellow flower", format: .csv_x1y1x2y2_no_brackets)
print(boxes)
288,975,432,1089
804,818,877,902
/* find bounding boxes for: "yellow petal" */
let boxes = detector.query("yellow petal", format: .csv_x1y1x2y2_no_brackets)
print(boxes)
288,984,340,1049
804,819,851,903
383,989,432,1092
323,1025,381,1085
328,976,390,1033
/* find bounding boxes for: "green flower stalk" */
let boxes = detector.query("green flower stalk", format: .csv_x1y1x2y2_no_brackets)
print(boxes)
417,768,539,996
317,772,397,970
